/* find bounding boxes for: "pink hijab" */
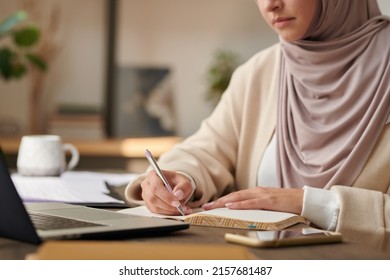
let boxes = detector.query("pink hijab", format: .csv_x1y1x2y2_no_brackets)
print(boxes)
276,0,390,189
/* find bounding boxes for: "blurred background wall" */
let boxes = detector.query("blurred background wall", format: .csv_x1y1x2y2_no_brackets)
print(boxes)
1,0,389,138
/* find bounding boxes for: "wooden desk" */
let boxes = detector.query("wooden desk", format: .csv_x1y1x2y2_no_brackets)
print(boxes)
1,225,389,260
1,137,389,260
0,136,182,173
1,180,389,260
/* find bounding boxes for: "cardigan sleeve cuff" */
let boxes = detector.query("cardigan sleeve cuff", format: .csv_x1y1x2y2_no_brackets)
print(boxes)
301,186,340,231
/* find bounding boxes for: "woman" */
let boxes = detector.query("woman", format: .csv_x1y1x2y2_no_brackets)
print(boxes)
125,0,390,250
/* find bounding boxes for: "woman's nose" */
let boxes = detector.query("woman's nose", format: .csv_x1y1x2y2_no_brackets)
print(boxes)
262,0,283,12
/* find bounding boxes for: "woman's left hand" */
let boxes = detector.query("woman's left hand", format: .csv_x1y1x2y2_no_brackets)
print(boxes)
202,187,304,215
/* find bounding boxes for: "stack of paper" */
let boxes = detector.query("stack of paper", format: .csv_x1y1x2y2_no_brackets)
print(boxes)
11,171,137,205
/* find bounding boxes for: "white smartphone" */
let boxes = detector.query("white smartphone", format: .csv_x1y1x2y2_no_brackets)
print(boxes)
225,228,342,248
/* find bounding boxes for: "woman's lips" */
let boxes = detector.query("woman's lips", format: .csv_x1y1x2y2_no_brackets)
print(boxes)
272,17,295,28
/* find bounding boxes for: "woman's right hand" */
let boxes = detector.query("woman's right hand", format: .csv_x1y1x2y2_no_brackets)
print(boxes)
140,170,194,215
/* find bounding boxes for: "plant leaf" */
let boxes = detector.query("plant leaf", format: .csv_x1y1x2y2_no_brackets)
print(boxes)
0,48,13,79
25,53,47,71
13,26,40,47
0,11,27,38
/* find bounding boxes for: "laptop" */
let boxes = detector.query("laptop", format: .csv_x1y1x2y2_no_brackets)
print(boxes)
0,149,189,244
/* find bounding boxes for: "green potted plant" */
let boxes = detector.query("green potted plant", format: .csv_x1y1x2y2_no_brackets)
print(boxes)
0,11,46,80
205,50,240,106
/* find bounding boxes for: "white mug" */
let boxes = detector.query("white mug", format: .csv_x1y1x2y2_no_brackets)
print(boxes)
17,135,79,176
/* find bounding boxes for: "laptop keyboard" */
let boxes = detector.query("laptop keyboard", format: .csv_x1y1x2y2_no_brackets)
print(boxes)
29,212,104,230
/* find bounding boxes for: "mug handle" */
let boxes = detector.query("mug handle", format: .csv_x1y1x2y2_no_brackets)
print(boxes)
63,143,80,170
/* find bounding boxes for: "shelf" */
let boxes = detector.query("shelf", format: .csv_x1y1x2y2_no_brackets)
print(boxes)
0,136,181,158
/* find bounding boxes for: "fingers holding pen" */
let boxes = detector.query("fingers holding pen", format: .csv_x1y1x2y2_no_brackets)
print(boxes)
141,170,192,215
144,150,192,215
141,170,178,214
169,171,195,203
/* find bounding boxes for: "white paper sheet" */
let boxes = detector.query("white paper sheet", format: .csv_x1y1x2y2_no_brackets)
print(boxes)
11,171,137,204
119,205,298,223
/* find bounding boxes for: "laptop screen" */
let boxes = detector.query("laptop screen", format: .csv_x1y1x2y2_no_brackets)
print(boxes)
0,148,41,244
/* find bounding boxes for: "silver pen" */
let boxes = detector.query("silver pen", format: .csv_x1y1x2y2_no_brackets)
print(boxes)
145,149,185,216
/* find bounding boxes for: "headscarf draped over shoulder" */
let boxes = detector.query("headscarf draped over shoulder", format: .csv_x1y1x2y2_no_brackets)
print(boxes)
277,0,390,189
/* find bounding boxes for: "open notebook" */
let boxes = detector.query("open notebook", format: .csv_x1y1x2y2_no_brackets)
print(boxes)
120,205,307,230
